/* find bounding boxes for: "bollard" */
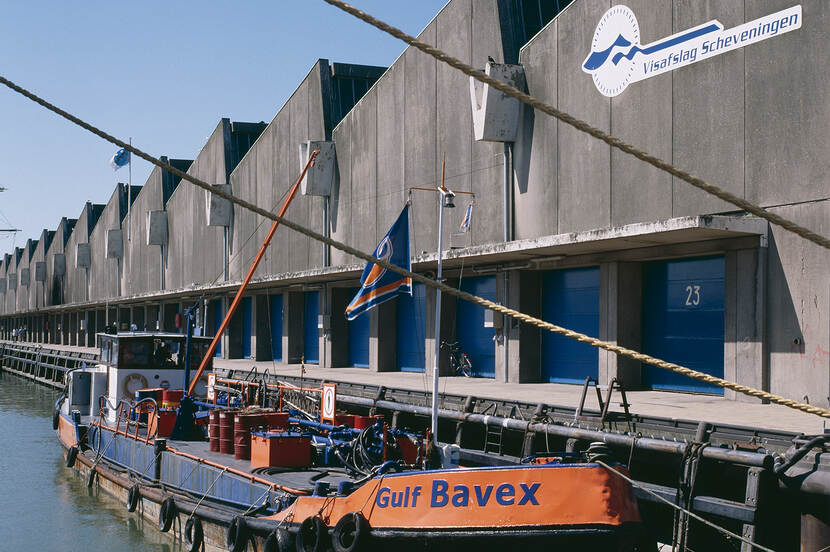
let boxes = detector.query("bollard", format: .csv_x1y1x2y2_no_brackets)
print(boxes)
153,439,167,482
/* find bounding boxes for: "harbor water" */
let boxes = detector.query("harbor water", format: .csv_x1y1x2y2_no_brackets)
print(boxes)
0,372,180,551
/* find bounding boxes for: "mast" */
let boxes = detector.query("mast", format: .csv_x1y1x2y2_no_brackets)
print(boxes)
186,149,320,396
431,155,449,445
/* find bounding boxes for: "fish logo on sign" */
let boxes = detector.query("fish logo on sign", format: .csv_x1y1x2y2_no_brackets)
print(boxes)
582,4,802,97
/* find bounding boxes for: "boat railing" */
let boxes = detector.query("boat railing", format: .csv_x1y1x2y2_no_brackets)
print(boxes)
212,376,322,418
95,395,159,445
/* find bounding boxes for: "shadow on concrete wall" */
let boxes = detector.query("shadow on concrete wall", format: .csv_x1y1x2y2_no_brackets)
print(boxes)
766,233,804,355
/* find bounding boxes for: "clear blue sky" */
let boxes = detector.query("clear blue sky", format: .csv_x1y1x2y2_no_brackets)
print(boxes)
0,1,448,257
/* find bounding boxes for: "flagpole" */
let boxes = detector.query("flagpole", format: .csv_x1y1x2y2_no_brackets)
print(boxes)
127,137,131,241
431,154,447,446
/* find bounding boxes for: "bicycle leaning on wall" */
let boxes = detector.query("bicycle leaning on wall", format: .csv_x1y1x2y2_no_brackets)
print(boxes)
441,341,472,377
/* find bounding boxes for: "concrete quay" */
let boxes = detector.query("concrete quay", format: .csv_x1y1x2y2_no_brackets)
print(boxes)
3,339,824,435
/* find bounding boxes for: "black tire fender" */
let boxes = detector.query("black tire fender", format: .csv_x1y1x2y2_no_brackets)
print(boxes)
65,446,79,468
226,515,250,552
158,497,177,533
264,528,295,552
52,409,60,430
86,467,96,488
184,517,204,552
332,512,370,552
296,516,330,552
126,484,141,512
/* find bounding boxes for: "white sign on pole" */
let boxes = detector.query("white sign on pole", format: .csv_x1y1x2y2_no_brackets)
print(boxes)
321,383,337,424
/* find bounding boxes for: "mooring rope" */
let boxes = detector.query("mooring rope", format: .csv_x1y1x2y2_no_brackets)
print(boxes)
319,0,830,252
0,77,827,419
596,460,775,552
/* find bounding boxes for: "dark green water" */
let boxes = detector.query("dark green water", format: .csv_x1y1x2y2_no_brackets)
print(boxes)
0,372,181,551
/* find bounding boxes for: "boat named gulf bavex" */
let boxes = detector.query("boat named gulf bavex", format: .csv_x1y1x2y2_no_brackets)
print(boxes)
55,331,651,552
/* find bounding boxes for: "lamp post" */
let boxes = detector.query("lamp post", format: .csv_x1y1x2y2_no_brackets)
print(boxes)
410,155,474,445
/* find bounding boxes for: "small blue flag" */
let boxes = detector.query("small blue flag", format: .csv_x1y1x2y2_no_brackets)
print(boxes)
459,202,473,233
345,205,411,320
110,148,130,171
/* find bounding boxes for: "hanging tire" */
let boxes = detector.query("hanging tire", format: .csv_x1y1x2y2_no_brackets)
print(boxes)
65,446,79,468
264,528,295,552
126,484,141,512
332,512,369,552
184,517,204,552
226,515,250,552
158,497,177,532
86,467,96,488
52,409,60,430
296,516,330,552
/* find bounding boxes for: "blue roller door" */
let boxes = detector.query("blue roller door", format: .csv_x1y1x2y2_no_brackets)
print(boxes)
541,267,600,383
348,288,370,367
210,299,223,357
269,294,283,361
241,296,252,359
642,256,724,394
397,283,426,372
304,291,319,364
456,276,496,378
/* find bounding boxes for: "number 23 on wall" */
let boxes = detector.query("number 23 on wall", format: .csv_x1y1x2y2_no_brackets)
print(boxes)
685,285,701,306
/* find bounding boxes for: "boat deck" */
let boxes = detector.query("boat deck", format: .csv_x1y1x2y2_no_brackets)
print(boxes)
165,436,353,494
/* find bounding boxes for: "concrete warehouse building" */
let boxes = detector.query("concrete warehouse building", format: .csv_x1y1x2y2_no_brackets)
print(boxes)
0,0,827,408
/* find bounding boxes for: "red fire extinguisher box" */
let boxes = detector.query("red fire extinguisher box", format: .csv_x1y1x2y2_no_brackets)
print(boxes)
250,432,311,468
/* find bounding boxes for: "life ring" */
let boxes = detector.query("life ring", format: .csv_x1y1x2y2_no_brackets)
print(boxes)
158,497,177,532
126,484,141,512
296,516,330,552
226,515,249,552
331,512,370,552
52,409,60,430
66,446,79,468
264,528,294,552
86,467,97,488
122,373,149,398
184,517,204,552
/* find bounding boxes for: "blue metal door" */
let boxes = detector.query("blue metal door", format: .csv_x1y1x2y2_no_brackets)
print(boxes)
348,288,370,367
397,283,426,372
541,267,600,383
241,296,252,359
456,276,496,378
269,294,283,361
642,256,724,394
304,291,319,364
210,299,222,357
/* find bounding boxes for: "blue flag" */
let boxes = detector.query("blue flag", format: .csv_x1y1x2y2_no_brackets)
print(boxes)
110,148,130,170
345,205,411,320
459,202,473,233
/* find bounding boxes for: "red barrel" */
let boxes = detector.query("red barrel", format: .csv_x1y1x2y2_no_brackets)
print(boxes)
162,389,185,410
234,414,266,460
219,410,237,455
208,410,221,452
267,412,290,430
354,415,381,430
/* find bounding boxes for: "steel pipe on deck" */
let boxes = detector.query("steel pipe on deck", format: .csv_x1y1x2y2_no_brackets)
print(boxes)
339,395,773,469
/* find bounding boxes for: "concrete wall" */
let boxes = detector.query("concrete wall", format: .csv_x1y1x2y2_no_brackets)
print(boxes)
228,61,330,280
166,121,231,291
87,185,127,304
332,0,508,267
44,217,75,308
124,166,167,296
63,203,103,304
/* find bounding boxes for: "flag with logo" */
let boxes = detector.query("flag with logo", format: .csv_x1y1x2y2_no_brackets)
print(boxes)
459,202,473,233
345,205,411,320
110,148,130,171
